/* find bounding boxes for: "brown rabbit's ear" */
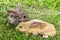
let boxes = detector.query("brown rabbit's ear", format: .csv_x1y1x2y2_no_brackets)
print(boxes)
17,3,22,11
30,21,46,29
30,21,40,26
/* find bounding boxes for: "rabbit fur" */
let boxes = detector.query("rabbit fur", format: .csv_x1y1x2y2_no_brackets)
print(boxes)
7,3,30,25
16,19,56,38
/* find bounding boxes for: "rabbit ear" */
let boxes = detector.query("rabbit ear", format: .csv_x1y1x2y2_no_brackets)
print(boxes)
7,9,17,15
30,21,40,26
17,3,22,11
30,21,47,29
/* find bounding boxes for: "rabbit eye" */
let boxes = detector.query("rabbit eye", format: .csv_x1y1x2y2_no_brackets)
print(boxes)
24,16,26,18
20,26,23,28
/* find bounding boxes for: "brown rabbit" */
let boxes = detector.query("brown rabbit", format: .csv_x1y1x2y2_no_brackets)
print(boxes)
16,19,56,38
7,3,30,25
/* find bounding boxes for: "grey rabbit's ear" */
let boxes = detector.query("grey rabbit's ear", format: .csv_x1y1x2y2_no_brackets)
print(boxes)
7,9,17,15
17,3,22,11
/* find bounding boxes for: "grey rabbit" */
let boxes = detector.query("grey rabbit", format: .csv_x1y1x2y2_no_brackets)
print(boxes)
7,3,30,25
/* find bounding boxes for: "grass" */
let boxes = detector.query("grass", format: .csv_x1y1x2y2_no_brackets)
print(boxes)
0,0,60,40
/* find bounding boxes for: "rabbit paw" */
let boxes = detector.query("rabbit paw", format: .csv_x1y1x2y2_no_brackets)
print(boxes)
42,35,48,38
32,32,38,36
25,33,29,37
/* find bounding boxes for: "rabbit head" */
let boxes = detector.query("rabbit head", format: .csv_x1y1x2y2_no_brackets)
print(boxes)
7,3,30,25
16,22,30,32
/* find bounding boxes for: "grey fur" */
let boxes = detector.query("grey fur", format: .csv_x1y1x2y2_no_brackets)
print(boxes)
7,3,30,25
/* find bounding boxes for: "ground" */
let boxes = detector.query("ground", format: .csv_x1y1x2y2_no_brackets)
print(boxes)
0,0,60,40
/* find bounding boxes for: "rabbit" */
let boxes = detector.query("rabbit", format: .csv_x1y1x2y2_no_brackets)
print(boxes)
7,3,30,25
16,19,56,38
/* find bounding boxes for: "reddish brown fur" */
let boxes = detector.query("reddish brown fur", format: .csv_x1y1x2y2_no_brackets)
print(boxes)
16,19,56,38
